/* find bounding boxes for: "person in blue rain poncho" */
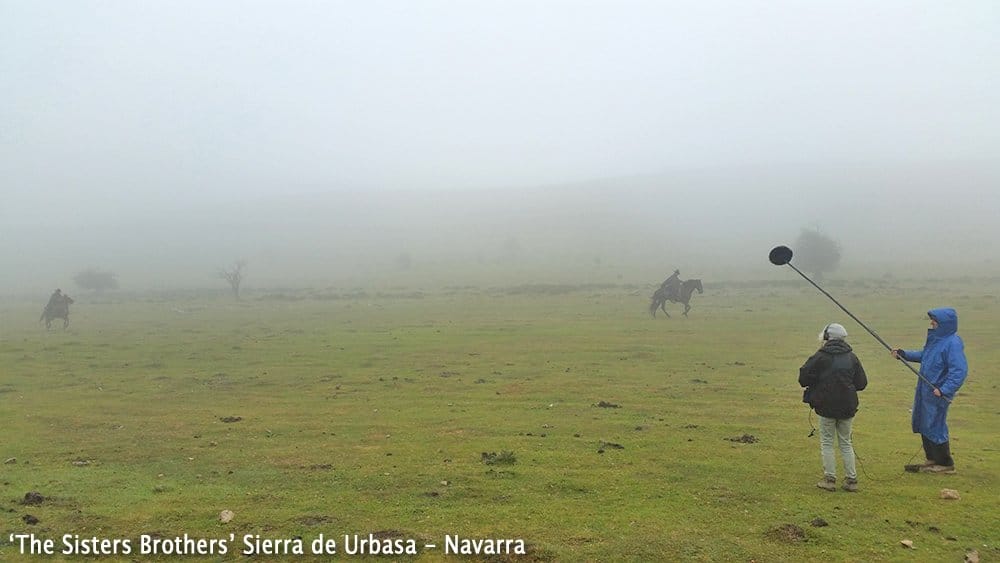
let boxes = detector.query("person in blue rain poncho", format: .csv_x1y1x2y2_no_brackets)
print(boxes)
891,307,968,474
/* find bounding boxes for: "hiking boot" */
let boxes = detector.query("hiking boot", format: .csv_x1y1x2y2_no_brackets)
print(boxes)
919,464,956,474
842,478,859,492
816,476,836,491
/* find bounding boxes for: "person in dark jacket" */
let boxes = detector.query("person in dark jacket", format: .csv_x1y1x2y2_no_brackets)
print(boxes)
891,307,968,474
660,269,681,300
799,323,869,492
45,288,63,312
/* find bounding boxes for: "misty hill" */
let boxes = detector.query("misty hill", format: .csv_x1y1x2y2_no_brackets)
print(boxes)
4,161,998,295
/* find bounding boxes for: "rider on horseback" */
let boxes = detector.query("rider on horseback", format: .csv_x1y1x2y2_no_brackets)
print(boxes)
45,289,64,313
40,288,74,329
660,270,681,301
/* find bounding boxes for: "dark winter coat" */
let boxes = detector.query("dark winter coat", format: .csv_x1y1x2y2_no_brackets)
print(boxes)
799,339,868,419
898,307,968,444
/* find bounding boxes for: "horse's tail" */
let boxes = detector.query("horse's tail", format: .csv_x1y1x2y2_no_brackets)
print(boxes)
649,290,662,316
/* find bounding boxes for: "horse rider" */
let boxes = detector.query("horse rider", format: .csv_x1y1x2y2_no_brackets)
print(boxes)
660,269,681,300
45,288,64,313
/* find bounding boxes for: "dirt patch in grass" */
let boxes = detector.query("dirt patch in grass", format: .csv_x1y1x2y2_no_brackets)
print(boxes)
21,492,44,505
598,441,624,451
727,434,758,443
766,523,807,543
482,451,517,465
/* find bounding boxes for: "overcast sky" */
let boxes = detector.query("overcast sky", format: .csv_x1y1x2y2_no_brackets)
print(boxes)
2,1,999,292
3,1,997,199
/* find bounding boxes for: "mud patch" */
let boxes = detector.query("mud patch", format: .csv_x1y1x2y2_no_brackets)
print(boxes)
594,401,620,408
220,416,242,423
21,492,44,506
481,451,517,465
766,524,807,543
727,434,759,443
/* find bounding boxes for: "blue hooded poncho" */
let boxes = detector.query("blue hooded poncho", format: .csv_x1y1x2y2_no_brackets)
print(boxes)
899,307,968,444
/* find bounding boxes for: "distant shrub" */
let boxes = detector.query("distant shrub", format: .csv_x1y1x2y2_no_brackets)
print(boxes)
795,228,841,278
74,268,119,291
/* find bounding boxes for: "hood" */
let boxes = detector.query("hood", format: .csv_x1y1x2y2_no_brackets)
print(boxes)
928,307,958,338
820,338,853,355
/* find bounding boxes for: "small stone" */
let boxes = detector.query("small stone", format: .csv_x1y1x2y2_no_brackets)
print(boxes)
71,460,90,466
22,514,39,525
219,510,234,523
939,488,960,500
900,539,914,549
3,457,16,465
440,480,449,486
965,549,980,563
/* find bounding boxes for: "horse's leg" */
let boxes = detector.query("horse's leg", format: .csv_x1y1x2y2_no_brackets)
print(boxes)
64,316,70,329
683,303,691,317
661,301,671,318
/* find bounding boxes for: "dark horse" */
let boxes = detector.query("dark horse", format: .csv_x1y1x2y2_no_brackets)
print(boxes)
649,279,703,318
40,296,74,329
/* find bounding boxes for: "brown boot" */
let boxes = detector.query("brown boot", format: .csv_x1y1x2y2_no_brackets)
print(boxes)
816,476,836,491
842,478,859,492
919,464,956,474
904,459,936,472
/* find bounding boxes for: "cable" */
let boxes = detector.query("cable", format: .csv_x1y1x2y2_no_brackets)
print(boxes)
807,411,923,482
852,433,925,483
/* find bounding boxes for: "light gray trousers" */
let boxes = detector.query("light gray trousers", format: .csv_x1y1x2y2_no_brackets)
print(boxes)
819,415,857,480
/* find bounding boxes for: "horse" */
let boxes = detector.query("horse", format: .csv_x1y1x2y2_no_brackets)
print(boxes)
40,296,74,329
649,279,703,318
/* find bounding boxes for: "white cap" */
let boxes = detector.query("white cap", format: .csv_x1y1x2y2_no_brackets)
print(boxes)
820,323,848,340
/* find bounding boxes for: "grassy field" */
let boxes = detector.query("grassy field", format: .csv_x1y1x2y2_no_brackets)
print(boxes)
1,279,997,562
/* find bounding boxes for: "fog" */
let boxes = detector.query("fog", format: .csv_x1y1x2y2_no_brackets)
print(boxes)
3,1,999,296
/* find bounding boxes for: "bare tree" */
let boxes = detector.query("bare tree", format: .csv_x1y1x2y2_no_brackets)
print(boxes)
218,260,247,300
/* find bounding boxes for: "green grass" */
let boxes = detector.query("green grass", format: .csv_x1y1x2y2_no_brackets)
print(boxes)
1,280,997,562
